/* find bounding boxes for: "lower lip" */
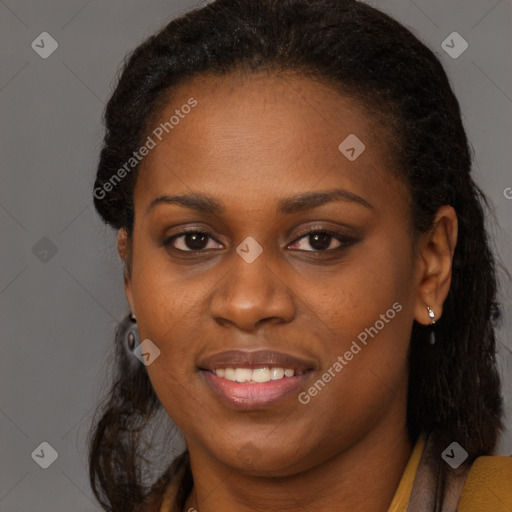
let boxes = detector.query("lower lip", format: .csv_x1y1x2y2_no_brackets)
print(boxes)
201,370,311,410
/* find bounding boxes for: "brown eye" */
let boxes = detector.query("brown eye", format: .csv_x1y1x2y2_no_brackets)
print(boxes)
288,230,355,252
164,230,223,252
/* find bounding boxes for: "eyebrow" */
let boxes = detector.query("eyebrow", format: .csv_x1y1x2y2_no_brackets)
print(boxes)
145,188,374,216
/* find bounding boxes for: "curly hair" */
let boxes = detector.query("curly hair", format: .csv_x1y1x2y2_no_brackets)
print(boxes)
88,0,504,510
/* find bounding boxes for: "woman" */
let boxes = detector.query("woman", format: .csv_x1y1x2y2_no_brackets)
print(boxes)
88,1,512,511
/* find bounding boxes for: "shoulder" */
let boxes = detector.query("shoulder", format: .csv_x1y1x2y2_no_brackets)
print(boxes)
458,455,512,511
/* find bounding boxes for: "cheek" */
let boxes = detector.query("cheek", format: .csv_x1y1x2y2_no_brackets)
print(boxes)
314,232,414,331
129,240,203,331
300,234,414,417
127,247,195,378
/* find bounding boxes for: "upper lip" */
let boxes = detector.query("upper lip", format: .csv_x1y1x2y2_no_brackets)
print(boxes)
198,349,316,372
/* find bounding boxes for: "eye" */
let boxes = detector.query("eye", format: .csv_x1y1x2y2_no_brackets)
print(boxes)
163,230,223,252
163,228,357,254
288,229,355,252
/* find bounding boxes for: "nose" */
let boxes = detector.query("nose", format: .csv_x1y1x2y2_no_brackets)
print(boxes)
209,250,296,332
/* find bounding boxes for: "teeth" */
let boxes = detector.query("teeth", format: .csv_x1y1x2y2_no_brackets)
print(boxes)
234,368,252,382
224,368,236,381
270,367,285,380
213,367,303,383
252,367,270,383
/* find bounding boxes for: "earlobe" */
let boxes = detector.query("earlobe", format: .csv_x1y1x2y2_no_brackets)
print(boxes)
414,205,458,325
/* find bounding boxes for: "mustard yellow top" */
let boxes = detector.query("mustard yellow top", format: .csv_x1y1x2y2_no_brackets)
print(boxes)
157,435,512,512
457,455,512,511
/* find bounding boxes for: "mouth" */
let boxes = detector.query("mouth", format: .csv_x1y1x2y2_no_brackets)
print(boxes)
198,349,315,409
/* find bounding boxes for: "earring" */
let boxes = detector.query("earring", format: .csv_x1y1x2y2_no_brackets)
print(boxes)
127,313,139,352
426,305,436,345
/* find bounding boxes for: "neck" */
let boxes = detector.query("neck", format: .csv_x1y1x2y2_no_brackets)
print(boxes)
182,407,413,512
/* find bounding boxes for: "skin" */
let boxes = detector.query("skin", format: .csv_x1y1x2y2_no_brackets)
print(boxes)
118,70,458,512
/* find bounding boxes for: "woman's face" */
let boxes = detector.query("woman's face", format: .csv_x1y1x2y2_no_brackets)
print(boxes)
123,71,424,475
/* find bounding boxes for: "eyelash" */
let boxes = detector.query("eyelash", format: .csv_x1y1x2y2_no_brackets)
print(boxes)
162,227,357,254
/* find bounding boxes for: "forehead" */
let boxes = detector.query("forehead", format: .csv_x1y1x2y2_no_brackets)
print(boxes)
134,71,406,216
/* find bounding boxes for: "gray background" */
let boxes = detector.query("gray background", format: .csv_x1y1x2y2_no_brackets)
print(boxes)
1,0,511,510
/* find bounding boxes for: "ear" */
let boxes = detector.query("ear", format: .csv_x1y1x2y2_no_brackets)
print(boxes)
117,228,136,317
414,205,458,325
